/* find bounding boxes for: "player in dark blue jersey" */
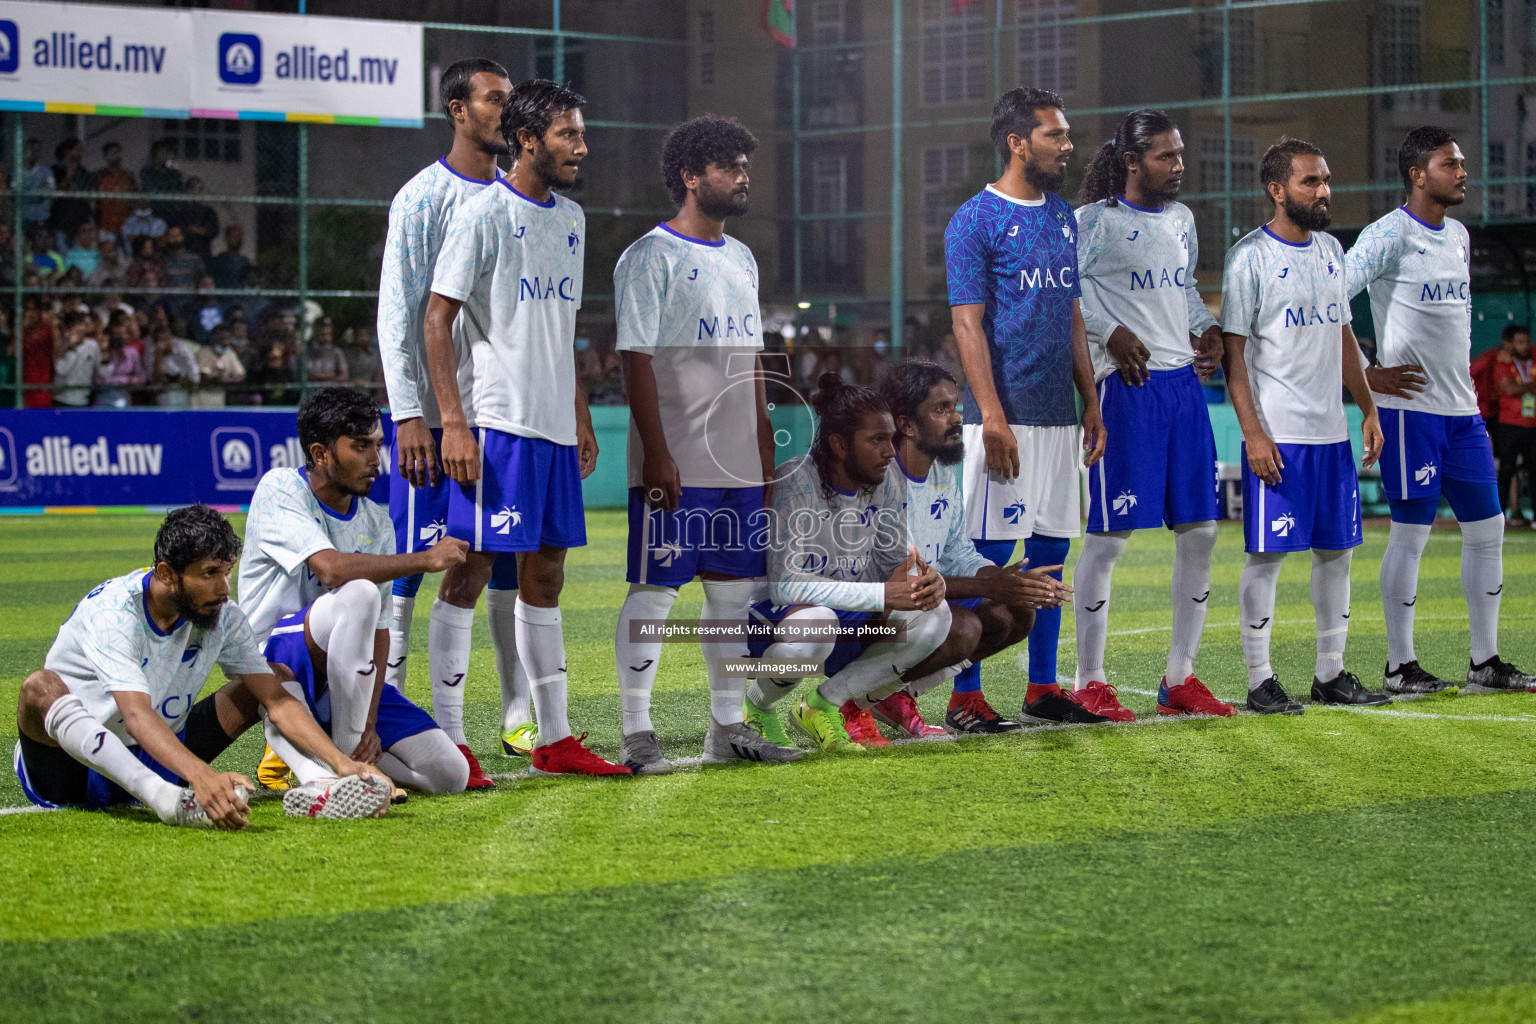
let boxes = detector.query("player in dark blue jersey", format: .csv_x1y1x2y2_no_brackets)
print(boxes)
945,87,1108,726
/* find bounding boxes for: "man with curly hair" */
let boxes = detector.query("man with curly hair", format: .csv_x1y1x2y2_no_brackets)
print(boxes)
610,114,800,772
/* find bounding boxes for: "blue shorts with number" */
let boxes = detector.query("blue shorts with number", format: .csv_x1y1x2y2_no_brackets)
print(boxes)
746,601,878,679
1088,366,1219,533
1242,440,1362,553
446,428,587,553
389,426,454,555
627,486,767,585
1379,408,1500,521
263,606,438,749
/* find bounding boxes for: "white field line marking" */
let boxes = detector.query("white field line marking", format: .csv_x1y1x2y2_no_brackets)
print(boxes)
1325,705,1536,724
1054,613,1474,649
0,805,56,815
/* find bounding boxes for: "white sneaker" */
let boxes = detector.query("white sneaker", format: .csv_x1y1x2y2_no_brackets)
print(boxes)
158,784,251,828
282,775,392,819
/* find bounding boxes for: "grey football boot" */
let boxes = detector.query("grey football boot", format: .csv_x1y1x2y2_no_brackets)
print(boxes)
1466,656,1536,692
620,730,676,775
703,719,805,765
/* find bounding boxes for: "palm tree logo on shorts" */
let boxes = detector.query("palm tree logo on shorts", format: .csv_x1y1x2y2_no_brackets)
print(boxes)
491,506,523,535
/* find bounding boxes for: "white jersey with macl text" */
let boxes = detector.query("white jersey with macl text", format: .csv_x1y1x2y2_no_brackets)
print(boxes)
763,455,910,612
615,224,765,488
1344,206,1477,416
1220,226,1353,444
236,468,394,644
892,454,992,578
44,570,271,744
1076,198,1219,381
431,179,585,445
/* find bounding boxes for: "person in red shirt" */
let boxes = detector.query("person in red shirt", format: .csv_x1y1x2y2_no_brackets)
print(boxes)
95,142,136,240
1470,325,1516,427
1494,325,1536,527
20,296,55,409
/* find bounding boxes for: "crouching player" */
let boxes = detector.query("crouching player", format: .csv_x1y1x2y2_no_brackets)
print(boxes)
238,387,474,795
852,360,1071,744
15,504,392,826
741,374,969,752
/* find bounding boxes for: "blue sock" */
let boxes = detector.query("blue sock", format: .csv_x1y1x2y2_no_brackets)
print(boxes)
952,540,1019,695
392,573,424,599
951,661,982,694
1024,535,1070,685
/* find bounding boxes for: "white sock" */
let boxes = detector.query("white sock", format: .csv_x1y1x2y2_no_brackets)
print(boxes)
1167,521,1217,683
818,605,952,707
486,589,531,732
1380,520,1430,669
45,694,180,818
614,584,677,735
747,606,838,707
377,729,469,794
1461,514,1505,664
1311,548,1353,681
901,659,970,700
385,594,415,692
1240,553,1286,689
261,682,334,786
515,598,571,746
427,599,474,747
1072,531,1128,687
702,578,758,725
309,580,384,757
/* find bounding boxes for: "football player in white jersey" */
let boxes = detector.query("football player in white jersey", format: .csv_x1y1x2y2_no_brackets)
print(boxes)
867,360,1069,740
239,388,472,797
377,58,519,787
424,80,628,777
610,115,802,773
15,504,392,826
1221,139,1390,714
741,375,969,753
1071,109,1234,721
1345,126,1534,694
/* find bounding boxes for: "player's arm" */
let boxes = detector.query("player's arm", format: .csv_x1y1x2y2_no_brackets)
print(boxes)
305,538,466,590
378,195,438,488
423,290,476,484
574,360,598,479
353,628,391,764
240,668,387,785
1184,223,1224,380
1070,300,1107,467
756,355,776,505
621,351,677,508
1343,223,1428,400
1222,332,1282,486
937,507,1067,608
1342,322,1383,469
1076,206,1149,387
113,690,252,830
951,303,1016,478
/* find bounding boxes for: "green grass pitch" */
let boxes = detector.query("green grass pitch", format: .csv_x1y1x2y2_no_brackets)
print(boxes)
2,511,1535,1023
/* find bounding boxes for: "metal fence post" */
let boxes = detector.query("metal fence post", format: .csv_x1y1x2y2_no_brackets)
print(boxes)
11,113,22,409
890,0,904,355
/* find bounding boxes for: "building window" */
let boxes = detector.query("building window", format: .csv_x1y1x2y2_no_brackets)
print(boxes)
697,10,715,87
1489,140,1507,218
163,119,241,163
1017,0,1076,95
810,0,847,45
810,153,850,269
1489,0,1506,66
1379,1,1422,87
1193,9,1254,97
1525,142,1536,217
923,146,971,270
920,0,987,106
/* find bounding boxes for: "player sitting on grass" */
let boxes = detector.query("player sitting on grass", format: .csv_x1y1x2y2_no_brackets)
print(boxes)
611,114,800,774
1220,138,1391,714
741,374,965,753
15,504,392,827
863,359,1069,741
238,387,473,797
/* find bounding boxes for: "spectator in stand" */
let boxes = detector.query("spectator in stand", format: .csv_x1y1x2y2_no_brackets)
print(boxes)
175,178,220,259
93,312,147,408
55,266,88,298
1471,327,1515,430
50,139,94,248
124,236,164,291
26,223,65,282
94,294,137,334
86,239,127,290
1495,325,1535,529
210,224,251,289
249,337,298,405
192,325,246,409
344,324,382,393
235,266,268,324
95,141,136,240
0,305,13,407
120,204,167,255
0,221,15,287
140,139,185,203
21,297,55,409
304,315,349,384
63,222,102,278
148,323,199,407
156,226,205,291
52,311,100,407
190,275,223,344
20,138,53,233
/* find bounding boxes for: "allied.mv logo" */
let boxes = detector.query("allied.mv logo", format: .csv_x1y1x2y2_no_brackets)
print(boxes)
218,33,262,86
1415,463,1437,486
221,438,253,473
1112,491,1138,515
1003,501,1028,524
491,506,522,534
929,497,949,519
0,20,18,75
419,520,447,545
1271,512,1297,537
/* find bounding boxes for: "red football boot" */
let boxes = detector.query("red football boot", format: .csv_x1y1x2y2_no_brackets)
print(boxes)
870,689,946,739
1068,681,1135,722
458,744,496,790
530,733,633,776
1157,675,1235,717
840,701,892,748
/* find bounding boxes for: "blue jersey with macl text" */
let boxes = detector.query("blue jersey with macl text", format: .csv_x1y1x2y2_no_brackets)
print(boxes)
944,185,1081,427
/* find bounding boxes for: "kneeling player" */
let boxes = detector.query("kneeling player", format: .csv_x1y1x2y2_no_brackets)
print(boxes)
742,375,961,752
1221,139,1390,713
15,504,392,826
861,360,1069,741
238,387,474,795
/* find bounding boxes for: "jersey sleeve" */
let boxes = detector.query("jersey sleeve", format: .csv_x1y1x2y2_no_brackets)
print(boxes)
250,477,334,574
944,201,991,307
573,207,586,312
1061,198,1083,299
613,242,666,353
1343,215,1403,299
79,606,152,695
1219,246,1259,337
213,604,277,678
376,183,435,422
368,506,393,631
1073,204,1122,347
938,515,992,578
764,474,886,612
431,202,494,302
1183,212,1219,336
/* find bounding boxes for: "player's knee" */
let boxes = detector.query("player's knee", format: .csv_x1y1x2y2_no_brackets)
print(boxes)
782,606,838,663
336,578,382,621
902,602,952,657
421,737,470,794
1006,605,1035,644
18,670,66,713
1175,520,1218,553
